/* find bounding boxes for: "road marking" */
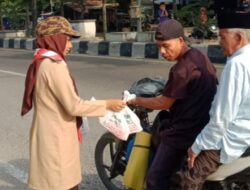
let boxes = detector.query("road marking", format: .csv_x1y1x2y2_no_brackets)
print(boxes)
0,70,26,77
0,160,28,184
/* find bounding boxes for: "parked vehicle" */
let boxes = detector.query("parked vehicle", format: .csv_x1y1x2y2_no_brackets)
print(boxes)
3,17,11,30
95,77,250,190
189,22,218,40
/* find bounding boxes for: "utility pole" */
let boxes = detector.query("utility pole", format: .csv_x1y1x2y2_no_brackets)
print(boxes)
31,0,38,36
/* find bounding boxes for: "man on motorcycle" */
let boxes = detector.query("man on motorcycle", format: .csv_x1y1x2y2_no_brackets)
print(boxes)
128,19,218,190
190,7,217,39
179,10,250,190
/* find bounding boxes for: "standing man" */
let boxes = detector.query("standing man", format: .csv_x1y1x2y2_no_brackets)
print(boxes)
128,19,218,190
179,10,250,190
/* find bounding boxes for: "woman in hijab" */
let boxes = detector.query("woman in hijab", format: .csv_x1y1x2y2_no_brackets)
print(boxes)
21,16,125,190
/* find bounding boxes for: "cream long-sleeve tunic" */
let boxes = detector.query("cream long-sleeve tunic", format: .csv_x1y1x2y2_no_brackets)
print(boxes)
28,58,106,190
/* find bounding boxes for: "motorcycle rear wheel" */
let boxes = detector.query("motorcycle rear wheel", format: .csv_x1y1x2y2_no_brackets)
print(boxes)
95,132,128,190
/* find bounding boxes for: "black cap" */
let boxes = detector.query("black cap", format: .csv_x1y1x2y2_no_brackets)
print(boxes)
155,19,185,41
214,0,238,13
217,12,250,29
215,0,250,29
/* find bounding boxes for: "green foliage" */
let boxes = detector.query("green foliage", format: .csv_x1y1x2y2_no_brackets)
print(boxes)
0,0,26,30
173,0,215,27
37,0,51,13
107,0,115,3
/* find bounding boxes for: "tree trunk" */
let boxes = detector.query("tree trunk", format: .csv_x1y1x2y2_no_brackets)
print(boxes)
136,0,142,32
60,0,64,16
32,0,38,37
0,7,3,30
172,0,177,19
25,1,31,36
102,0,107,34
79,0,85,19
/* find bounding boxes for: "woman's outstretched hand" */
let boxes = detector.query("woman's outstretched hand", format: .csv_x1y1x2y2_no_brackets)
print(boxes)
106,99,126,112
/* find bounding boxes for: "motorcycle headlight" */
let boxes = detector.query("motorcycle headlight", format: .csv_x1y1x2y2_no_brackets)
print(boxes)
210,25,216,30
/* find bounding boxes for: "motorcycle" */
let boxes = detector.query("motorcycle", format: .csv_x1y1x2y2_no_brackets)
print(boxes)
189,24,218,40
95,77,250,190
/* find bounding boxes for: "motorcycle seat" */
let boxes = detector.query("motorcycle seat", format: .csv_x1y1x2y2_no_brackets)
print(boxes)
129,77,166,98
206,148,250,181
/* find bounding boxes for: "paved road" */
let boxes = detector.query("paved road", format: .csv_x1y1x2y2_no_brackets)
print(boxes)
0,49,224,190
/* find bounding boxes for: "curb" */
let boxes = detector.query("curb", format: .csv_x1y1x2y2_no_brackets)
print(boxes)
0,38,226,64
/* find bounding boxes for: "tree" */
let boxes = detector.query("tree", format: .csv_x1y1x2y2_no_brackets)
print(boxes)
52,0,86,17
103,0,107,33
31,0,37,36
25,0,31,36
173,0,215,27
32,0,55,36
0,0,26,30
0,1,3,30
37,0,52,13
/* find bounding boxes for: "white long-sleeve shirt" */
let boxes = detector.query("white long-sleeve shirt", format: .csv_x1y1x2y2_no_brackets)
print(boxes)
192,44,250,164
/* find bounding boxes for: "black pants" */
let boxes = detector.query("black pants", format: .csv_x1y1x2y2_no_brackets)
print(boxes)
146,142,187,190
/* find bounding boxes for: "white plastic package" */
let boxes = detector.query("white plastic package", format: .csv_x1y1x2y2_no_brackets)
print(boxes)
99,91,142,141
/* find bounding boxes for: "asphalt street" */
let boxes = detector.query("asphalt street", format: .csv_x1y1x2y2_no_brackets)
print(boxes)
0,49,224,190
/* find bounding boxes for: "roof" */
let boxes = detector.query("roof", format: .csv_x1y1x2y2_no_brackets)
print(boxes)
64,0,178,13
152,0,176,4
64,0,119,12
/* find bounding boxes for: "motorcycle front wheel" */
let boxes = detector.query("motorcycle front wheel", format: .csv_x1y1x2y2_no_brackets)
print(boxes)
95,132,129,190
